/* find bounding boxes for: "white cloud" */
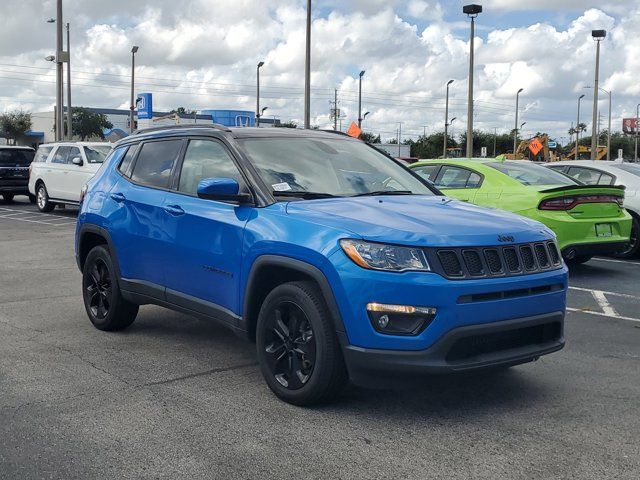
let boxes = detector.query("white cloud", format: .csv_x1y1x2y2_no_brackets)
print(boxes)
0,1,639,142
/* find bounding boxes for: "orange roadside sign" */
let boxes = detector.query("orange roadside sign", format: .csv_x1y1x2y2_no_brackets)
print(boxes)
528,138,543,156
347,122,362,138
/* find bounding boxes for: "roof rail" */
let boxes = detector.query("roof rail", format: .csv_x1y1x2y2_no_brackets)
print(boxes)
132,123,232,136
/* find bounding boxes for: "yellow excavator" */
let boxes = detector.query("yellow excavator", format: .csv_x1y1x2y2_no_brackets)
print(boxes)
562,145,608,161
505,134,559,162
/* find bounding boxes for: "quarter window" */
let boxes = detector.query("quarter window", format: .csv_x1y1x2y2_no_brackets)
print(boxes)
566,167,614,185
130,140,183,189
178,140,243,195
33,146,53,163
117,146,136,177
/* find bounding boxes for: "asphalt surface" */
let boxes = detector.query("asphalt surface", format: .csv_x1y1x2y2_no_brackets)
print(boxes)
1,197,639,480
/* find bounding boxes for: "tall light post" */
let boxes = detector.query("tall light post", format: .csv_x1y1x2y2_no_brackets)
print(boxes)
48,3,64,141
513,88,523,154
576,94,585,160
585,85,611,161
443,79,454,158
256,61,264,127
446,117,457,157
590,30,606,160
635,103,640,162
66,22,72,140
129,46,139,134
463,4,482,159
358,70,365,129
304,0,311,129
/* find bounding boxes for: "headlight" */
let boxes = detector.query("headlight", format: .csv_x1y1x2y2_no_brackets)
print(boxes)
340,239,430,272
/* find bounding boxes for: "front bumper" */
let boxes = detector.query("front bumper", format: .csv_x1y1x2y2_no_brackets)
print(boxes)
341,312,564,387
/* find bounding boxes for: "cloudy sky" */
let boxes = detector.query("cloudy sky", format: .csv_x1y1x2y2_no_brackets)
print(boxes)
0,0,639,142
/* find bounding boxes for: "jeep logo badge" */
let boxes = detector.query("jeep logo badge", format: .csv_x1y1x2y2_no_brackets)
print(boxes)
498,235,515,243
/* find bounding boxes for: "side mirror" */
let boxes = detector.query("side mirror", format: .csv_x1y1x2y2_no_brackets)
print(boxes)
197,177,252,204
71,156,83,166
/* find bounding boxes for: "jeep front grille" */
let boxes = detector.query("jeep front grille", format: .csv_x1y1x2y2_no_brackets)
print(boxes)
428,241,563,280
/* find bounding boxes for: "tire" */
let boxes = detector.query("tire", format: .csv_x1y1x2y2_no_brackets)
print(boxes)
565,254,593,266
36,183,55,212
2,194,14,203
256,281,348,406
28,194,36,204
613,215,640,259
82,245,138,331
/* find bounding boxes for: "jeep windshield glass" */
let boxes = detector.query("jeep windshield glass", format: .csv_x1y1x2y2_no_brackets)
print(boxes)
487,161,577,186
83,145,112,164
0,149,34,166
238,138,435,198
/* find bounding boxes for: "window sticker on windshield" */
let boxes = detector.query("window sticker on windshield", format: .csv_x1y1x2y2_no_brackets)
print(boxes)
272,182,292,192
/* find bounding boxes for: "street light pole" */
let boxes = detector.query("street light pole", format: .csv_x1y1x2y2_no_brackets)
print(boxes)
443,79,454,158
591,30,606,160
358,70,365,129
463,4,482,159
129,46,139,134
304,0,311,129
55,0,63,141
633,103,640,162
66,22,72,140
514,88,523,154
256,61,264,127
576,94,585,160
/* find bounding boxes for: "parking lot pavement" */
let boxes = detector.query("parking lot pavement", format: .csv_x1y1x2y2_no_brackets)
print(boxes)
1,197,639,480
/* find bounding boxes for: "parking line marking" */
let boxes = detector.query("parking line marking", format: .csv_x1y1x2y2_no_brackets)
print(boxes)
569,286,638,300
592,257,640,265
592,290,619,317
567,307,640,324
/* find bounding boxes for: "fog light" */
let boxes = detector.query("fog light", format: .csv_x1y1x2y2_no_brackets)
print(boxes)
366,303,437,336
377,314,390,329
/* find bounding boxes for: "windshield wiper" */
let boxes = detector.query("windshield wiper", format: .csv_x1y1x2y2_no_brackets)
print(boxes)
350,190,414,197
272,191,339,199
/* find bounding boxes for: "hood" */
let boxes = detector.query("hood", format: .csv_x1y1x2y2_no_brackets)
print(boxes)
286,195,553,247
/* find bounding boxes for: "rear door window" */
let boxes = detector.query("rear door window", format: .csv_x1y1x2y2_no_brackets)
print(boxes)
435,165,482,189
51,146,70,164
412,164,440,183
130,140,183,189
0,149,34,166
67,147,82,164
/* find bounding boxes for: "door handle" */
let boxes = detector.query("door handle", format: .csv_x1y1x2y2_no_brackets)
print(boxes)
163,205,185,216
110,192,126,203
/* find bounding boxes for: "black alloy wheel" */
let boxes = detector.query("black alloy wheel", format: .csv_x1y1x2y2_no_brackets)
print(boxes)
263,301,317,390
614,215,639,259
86,258,112,320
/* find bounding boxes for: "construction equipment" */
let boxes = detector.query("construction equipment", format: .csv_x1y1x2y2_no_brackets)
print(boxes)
505,134,560,162
152,113,181,125
561,145,608,161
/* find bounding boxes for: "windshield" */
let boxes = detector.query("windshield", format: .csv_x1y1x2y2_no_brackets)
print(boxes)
616,163,640,178
239,137,435,198
83,145,112,164
488,161,578,186
0,148,34,166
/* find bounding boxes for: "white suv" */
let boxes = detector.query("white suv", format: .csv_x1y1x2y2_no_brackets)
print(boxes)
29,142,112,212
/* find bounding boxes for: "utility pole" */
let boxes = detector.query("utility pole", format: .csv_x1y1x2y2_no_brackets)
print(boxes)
55,0,63,141
635,104,639,162
443,79,453,158
358,70,365,129
514,88,523,154
397,122,403,157
304,0,311,129
129,46,139,134
493,127,497,157
256,61,264,127
331,88,338,130
65,22,72,140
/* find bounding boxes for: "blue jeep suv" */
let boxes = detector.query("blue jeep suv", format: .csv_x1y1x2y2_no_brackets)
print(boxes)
76,125,567,405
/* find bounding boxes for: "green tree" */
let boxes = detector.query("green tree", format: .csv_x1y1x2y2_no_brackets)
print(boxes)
410,132,457,159
275,121,298,129
71,108,113,140
170,107,197,115
387,138,398,144
0,110,32,145
359,132,381,144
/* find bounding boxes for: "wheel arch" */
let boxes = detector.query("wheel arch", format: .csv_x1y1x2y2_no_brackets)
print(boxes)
77,224,122,279
242,255,346,342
